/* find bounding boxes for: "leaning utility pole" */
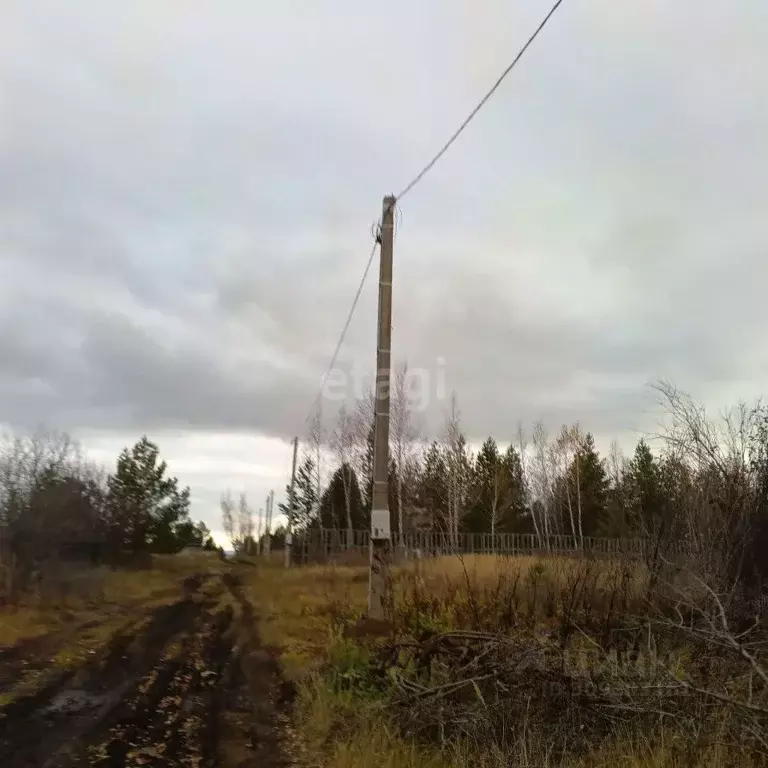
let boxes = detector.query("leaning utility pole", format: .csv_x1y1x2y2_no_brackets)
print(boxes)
285,437,298,568
368,195,395,619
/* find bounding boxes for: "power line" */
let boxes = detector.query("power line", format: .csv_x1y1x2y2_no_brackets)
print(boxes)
395,0,567,203
300,0,565,430
304,236,380,424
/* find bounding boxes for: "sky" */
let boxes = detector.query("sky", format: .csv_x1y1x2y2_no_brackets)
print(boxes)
1,1,767,547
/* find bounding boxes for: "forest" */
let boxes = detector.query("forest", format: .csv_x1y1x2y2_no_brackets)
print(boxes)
0,432,216,600
279,378,768,591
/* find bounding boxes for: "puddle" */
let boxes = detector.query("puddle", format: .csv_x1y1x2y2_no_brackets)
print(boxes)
42,689,109,716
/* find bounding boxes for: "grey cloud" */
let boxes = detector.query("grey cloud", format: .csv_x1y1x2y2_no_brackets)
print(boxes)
1,0,767,459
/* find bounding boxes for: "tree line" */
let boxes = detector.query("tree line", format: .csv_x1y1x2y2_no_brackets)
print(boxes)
0,431,216,593
279,376,768,592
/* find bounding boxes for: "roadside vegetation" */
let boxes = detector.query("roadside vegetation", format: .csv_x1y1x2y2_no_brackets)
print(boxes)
2,379,767,766
248,552,766,768
249,381,768,767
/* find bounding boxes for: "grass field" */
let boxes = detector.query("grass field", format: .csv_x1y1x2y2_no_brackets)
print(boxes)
245,553,767,768
1,551,764,766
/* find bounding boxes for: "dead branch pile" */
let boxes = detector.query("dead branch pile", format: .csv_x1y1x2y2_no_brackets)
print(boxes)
374,625,768,763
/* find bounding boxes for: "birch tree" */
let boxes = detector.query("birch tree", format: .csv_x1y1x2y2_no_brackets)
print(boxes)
443,393,473,549
237,493,254,554
221,491,239,552
390,363,418,539
516,423,543,546
331,403,356,548
474,437,506,544
531,421,555,547
554,424,585,547
352,391,375,518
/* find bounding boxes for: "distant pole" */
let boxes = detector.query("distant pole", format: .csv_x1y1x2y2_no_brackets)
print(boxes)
368,195,395,620
265,491,274,556
264,495,270,556
285,436,299,568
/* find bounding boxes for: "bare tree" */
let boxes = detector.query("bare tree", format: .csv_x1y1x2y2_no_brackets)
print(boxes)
331,403,356,548
488,459,508,546
443,393,473,549
391,362,418,541
554,424,585,548
652,380,766,594
306,406,325,532
237,493,254,554
516,423,543,546
607,439,625,488
352,389,375,517
1,431,108,598
529,421,560,547
220,491,239,553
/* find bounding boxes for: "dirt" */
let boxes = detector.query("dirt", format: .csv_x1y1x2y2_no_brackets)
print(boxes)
0,569,291,767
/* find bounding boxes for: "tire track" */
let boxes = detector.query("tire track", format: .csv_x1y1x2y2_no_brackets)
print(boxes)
0,576,209,767
220,571,293,767
0,568,292,767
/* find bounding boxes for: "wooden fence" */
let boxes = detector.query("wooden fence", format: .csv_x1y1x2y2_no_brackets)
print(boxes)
288,528,655,565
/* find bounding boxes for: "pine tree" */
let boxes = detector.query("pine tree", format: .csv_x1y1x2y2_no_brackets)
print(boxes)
626,439,665,535
565,432,608,536
417,442,448,532
468,437,502,534
277,456,318,532
318,464,365,532
501,444,528,532
106,436,191,553
468,439,529,536
445,433,474,539
358,424,375,515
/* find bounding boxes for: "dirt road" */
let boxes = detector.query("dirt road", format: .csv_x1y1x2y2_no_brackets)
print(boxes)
0,571,290,767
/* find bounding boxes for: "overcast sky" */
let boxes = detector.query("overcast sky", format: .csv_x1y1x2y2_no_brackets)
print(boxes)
2,2,766,546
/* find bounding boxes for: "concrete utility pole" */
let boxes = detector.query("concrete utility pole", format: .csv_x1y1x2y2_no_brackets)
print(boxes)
285,436,298,568
368,195,395,620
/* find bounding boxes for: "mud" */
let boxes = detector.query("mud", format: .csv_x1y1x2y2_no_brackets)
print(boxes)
0,570,290,767
0,618,104,691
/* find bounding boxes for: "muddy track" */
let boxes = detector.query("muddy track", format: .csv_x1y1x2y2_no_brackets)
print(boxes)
0,590,208,766
220,571,293,767
0,569,291,767
85,605,235,767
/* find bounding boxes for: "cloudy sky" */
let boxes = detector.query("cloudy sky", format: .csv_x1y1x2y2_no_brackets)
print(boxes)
2,1,766,545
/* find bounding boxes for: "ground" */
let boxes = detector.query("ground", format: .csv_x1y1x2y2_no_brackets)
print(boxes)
0,556,292,767
2,554,765,767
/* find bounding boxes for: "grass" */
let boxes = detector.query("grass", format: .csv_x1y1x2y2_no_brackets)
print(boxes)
0,552,228,710
243,561,368,678
0,552,225,648
244,553,767,768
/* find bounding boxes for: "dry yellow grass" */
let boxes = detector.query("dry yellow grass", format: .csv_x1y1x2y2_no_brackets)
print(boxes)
243,561,368,677
404,552,647,593
247,553,754,768
0,552,231,712
0,552,220,648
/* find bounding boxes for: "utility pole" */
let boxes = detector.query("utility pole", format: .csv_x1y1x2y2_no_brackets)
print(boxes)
264,490,274,557
368,195,395,620
285,437,298,568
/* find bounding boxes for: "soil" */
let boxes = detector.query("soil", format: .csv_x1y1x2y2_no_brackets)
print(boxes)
0,570,291,767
